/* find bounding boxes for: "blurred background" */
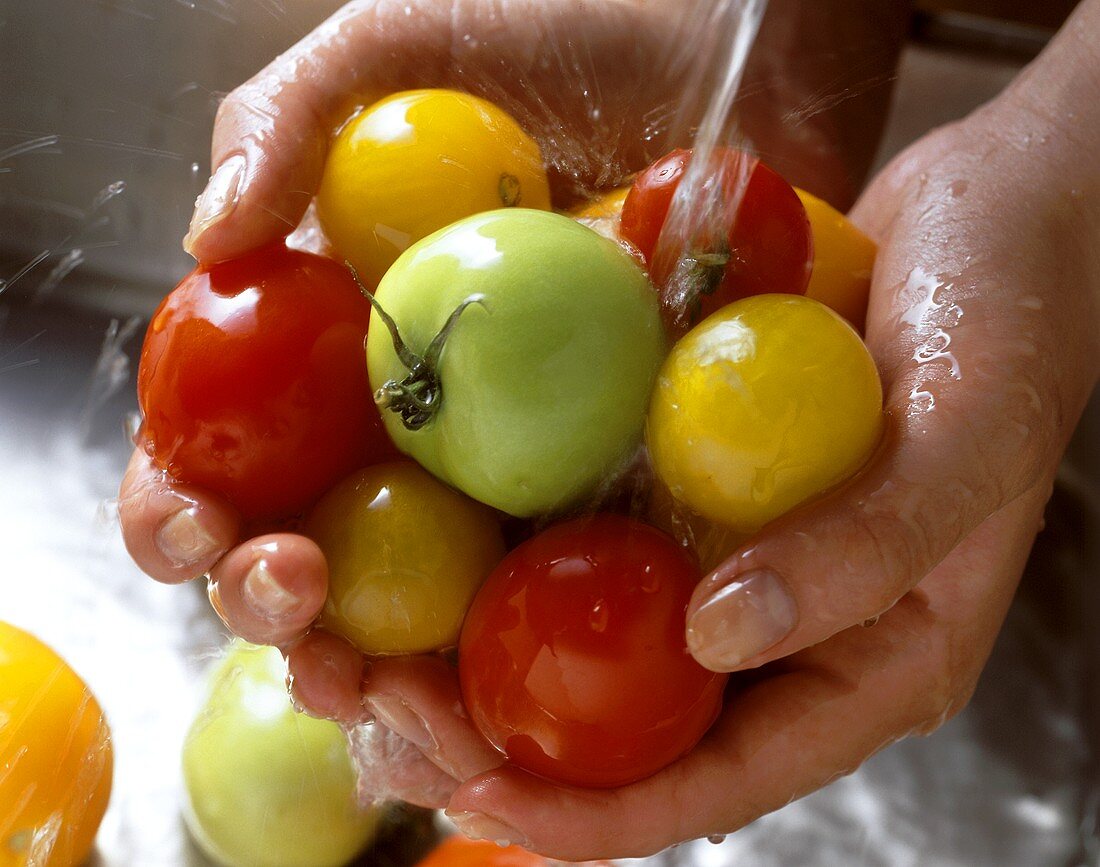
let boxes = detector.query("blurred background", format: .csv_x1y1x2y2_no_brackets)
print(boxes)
1,1,1097,865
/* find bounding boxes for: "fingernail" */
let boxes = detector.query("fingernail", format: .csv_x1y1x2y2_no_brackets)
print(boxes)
686,568,797,669
241,558,301,620
156,506,223,566
184,154,246,252
446,811,530,849
367,694,435,752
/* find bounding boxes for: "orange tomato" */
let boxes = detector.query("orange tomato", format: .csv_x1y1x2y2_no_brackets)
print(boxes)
415,837,548,867
795,188,877,332
0,623,113,867
569,186,631,241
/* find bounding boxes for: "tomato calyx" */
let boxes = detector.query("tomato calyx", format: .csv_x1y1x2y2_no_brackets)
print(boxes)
498,173,522,207
350,263,486,431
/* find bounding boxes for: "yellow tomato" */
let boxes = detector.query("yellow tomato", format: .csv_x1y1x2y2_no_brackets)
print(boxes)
306,462,506,655
647,295,883,534
0,623,113,867
796,188,877,332
317,89,552,286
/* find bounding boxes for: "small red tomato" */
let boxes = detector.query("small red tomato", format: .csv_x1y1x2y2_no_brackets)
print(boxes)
415,837,548,867
138,244,393,524
459,514,727,789
620,147,813,328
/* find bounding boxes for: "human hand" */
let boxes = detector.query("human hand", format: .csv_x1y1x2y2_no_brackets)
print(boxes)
120,0,1100,859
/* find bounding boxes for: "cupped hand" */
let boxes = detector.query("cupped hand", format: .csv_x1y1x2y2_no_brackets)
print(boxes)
262,98,1098,863
120,0,1100,859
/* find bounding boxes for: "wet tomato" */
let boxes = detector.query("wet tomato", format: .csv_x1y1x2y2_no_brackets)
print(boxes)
138,244,393,524
366,209,665,518
796,188,877,332
182,642,380,867
459,515,727,788
318,89,552,286
0,622,113,867
305,462,506,656
647,295,883,534
620,148,813,329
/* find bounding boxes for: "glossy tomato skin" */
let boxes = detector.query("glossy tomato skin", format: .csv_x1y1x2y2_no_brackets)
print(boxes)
317,89,552,287
620,148,813,328
306,461,506,656
0,622,113,867
459,515,727,789
138,245,393,524
366,210,665,519
647,295,883,534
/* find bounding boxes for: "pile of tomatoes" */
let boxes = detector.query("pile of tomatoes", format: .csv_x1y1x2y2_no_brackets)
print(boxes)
138,89,882,791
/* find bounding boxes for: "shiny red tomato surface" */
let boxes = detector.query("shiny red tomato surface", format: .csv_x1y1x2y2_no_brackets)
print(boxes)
138,244,393,523
620,148,813,328
415,837,548,867
459,514,728,789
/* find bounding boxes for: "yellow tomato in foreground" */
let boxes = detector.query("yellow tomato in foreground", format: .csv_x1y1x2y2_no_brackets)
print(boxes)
647,295,883,534
306,462,507,655
0,623,112,867
317,89,552,285
796,188,877,332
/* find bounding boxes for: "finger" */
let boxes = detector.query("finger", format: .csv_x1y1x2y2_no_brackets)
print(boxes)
363,655,504,782
284,628,370,724
207,534,327,646
686,159,1094,673
347,718,460,810
183,0,453,263
118,447,240,584
446,486,1047,860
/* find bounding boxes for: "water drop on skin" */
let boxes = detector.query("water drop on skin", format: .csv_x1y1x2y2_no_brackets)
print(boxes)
589,600,609,632
707,834,727,845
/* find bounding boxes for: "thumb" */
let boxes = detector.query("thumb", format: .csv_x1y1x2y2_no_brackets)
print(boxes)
183,1,453,264
684,153,1095,673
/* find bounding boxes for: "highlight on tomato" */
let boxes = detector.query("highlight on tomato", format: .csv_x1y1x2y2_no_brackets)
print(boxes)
306,461,506,656
137,244,394,525
620,147,813,330
459,514,728,788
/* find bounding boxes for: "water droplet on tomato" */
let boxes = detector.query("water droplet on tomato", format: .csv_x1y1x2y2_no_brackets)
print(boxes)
589,599,609,632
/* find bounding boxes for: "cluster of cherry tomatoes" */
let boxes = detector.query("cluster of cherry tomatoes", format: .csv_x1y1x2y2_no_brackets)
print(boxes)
138,88,882,791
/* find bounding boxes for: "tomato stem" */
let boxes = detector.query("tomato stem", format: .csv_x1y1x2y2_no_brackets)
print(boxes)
346,262,486,431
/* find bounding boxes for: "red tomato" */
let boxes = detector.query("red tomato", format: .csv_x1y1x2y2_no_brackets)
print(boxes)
415,837,548,867
138,244,393,524
620,148,813,328
459,514,727,789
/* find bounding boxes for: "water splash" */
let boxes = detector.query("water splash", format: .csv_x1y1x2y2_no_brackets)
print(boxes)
649,0,767,330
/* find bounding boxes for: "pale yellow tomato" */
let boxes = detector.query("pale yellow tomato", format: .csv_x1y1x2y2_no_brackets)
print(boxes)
183,642,381,867
305,462,506,655
0,622,113,867
317,89,552,286
796,188,877,332
647,295,883,534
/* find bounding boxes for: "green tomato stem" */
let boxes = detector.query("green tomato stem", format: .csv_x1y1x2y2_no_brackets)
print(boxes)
346,262,486,431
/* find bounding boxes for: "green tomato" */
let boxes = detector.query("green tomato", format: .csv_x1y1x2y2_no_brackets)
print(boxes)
365,209,665,518
182,642,380,867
